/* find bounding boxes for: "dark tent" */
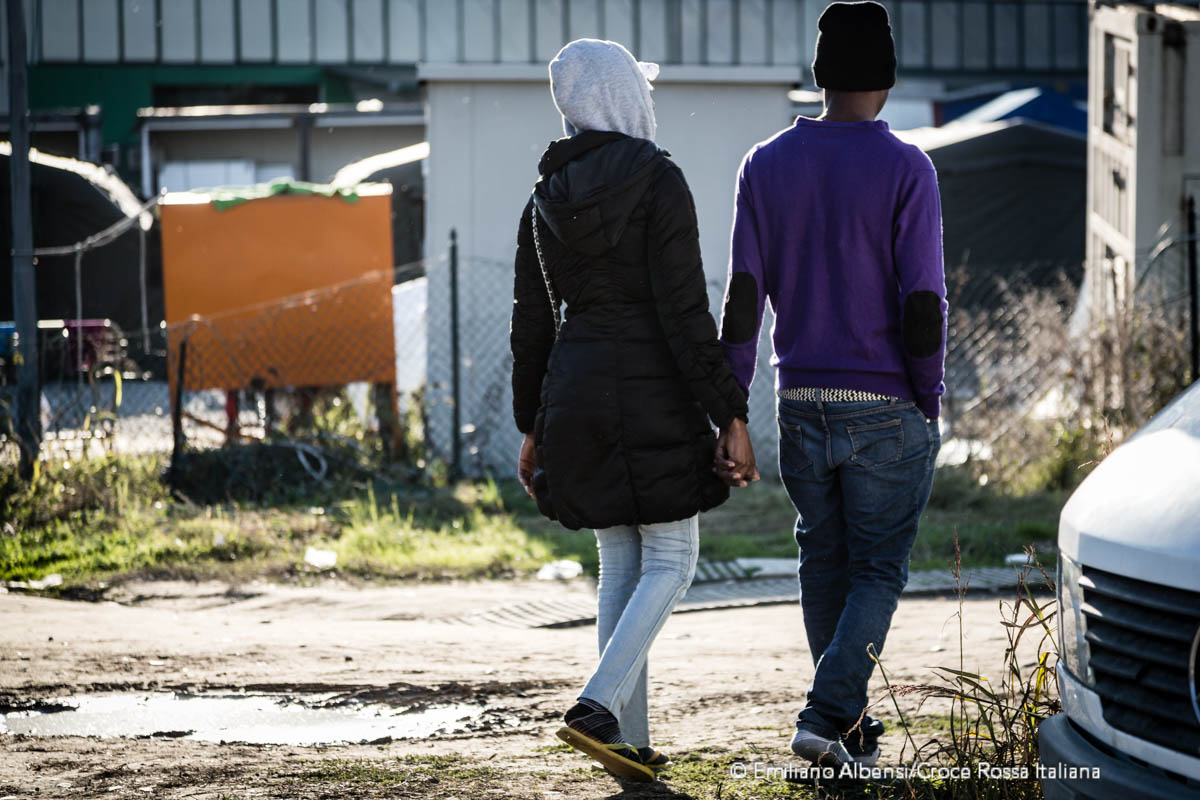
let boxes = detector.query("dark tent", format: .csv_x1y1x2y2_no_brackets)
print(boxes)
0,148,164,339
896,119,1086,309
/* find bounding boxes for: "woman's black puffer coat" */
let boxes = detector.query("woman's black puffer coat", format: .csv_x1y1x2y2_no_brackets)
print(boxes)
510,130,749,530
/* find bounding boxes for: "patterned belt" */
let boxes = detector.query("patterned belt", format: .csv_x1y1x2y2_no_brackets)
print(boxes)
778,387,901,403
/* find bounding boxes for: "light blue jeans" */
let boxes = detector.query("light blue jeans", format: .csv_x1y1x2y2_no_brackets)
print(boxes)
580,515,700,748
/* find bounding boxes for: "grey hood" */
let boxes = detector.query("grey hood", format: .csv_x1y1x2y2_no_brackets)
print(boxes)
549,38,659,141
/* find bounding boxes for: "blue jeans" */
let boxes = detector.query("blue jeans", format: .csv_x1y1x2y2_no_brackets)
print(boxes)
580,516,699,748
777,396,939,735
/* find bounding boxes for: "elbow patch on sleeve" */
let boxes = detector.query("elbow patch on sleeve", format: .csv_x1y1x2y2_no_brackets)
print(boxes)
720,272,759,344
903,291,944,359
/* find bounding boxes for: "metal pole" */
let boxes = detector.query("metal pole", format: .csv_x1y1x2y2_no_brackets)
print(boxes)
297,116,311,182
449,228,462,480
74,250,84,387
1188,196,1198,385
170,339,188,477
8,0,39,479
139,225,151,352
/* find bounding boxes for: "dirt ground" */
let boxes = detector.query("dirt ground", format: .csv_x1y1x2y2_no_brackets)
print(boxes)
0,578,1037,799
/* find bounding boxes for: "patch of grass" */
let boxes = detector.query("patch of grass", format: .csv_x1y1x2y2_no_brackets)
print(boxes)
0,453,599,588
661,753,813,798
2,450,1061,590
329,481,591,579
0,454,343,585
296,755,504,795
695,468,1062,573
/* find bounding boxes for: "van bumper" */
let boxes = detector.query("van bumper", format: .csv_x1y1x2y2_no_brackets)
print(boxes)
1038,714,1198,799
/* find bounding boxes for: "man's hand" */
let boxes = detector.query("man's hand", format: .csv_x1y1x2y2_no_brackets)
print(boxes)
713,418,759,488
517,433,537,498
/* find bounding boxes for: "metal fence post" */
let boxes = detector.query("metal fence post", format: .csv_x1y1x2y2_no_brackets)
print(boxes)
1188,195,1198,385
7,0,39,479
170,339,188,476
449,228,462,480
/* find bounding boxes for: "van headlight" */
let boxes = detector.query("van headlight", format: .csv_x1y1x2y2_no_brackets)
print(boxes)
1058,554,1094,686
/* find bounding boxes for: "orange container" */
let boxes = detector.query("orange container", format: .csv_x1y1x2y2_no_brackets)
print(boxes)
160,185,396,393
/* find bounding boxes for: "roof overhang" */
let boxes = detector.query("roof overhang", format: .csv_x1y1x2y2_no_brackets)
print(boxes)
137,102,426,132
416,63,802,85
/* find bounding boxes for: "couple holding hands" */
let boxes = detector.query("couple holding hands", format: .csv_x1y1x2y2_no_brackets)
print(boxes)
510,1,946,781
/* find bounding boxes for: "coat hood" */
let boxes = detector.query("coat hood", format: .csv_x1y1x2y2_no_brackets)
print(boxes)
533,131,665,257
549,38,659,141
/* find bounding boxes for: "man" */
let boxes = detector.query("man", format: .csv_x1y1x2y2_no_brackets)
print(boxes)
715,0,947,767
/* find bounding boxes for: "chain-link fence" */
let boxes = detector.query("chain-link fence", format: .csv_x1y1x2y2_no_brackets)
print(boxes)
938,245,1194,487
431,246,1194,486
1,267,427,472
4,235,1197,492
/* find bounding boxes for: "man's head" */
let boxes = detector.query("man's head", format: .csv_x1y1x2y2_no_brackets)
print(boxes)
811,1,897,106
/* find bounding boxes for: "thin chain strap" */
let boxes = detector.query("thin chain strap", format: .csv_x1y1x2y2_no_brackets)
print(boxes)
529,204,561,336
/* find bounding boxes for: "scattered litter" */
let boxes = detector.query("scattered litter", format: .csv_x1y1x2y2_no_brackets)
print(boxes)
1004,552,1033,566
213,533,226,547
536,560,583,580
304,547,338,570
147,660,167,667
5,573,63,591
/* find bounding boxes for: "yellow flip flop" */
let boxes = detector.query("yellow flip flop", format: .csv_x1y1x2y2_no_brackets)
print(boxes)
639,747,671,772
556,726,655,782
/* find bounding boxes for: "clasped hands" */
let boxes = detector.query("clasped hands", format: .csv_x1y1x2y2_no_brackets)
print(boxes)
713,417,759,488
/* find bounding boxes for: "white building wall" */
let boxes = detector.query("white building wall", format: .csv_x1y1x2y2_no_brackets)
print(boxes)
424,75,793,475
1086,3,1200,323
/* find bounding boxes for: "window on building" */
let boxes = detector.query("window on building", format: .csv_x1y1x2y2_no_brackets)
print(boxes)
1102,33,1135,144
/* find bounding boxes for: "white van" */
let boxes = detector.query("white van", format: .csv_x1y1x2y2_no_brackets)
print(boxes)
1039,382,1200,798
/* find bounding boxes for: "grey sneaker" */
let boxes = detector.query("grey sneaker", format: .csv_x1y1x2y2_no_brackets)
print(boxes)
843,715,883,765
846,741,879,766
790,724,853,766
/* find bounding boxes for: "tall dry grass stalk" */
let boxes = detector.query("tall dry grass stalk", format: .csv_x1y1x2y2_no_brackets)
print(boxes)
860,534,1060,800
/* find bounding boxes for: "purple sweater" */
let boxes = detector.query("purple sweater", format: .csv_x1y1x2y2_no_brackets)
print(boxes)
719,116,948,419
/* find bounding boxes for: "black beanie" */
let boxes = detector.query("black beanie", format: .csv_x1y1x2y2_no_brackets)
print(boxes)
811,1,897,91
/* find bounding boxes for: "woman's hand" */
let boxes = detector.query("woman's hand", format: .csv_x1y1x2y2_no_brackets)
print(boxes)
713,418,759,488
518,433,538,498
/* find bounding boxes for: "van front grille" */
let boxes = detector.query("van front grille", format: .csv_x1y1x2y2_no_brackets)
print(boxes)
1080,565,1200,757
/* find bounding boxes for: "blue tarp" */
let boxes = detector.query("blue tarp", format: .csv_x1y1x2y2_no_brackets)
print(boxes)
941,83,1087,134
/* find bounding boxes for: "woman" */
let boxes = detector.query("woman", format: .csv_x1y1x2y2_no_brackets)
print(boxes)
509,39,757,782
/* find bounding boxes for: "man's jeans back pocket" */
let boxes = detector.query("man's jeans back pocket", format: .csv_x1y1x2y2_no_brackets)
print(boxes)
778,417,813,474
847,418,904,468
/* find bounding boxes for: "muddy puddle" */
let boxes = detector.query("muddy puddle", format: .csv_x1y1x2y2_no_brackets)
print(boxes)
0,692,491,745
